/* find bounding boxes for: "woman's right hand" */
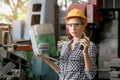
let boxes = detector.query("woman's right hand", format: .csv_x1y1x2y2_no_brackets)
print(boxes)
34,51,60,73
34,50,50,65
34,50,45,60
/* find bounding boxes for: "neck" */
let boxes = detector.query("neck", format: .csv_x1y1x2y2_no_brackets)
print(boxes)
72,33,83,44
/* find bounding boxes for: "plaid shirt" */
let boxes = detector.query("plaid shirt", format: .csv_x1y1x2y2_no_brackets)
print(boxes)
59,40,97,80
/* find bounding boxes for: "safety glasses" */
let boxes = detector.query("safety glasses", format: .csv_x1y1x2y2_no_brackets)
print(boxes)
66,23,83,28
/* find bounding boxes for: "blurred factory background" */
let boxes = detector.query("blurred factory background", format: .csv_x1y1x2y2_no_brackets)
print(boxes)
0,0,120,80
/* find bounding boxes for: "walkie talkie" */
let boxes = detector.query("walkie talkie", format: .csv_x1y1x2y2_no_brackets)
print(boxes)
80,30,93,50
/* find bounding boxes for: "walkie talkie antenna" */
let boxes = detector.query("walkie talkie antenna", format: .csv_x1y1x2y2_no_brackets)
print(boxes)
89,30,93,39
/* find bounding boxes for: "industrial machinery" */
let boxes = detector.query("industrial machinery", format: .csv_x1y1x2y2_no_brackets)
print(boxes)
0,0,99,80
0,0,59,79
0,0,120,80
109,58,120,80
0,24,33,80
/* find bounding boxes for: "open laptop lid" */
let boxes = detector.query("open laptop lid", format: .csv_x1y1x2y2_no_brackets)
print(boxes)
29,29,38,53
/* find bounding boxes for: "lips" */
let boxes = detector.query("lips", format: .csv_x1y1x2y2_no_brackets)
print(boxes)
71,32,77,34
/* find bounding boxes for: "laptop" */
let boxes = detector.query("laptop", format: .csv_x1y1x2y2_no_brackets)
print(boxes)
29,29,59,62
29,29,39,53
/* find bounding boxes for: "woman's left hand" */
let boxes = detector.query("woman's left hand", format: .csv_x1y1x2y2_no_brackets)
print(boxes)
80,33,90,52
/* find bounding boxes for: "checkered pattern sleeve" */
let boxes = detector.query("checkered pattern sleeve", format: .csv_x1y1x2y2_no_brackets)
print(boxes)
58,41,98,80
85,42,98,79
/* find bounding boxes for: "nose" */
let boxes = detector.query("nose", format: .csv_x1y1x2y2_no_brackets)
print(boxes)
71,25,76,30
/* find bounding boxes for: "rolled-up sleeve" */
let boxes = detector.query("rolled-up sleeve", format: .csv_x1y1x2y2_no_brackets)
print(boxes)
85,42,98,79
85,65,97,79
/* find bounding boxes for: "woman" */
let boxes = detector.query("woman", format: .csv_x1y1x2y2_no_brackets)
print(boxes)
34,8,97,80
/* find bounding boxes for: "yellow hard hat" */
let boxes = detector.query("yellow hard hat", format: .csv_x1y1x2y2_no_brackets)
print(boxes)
65,8,88,26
